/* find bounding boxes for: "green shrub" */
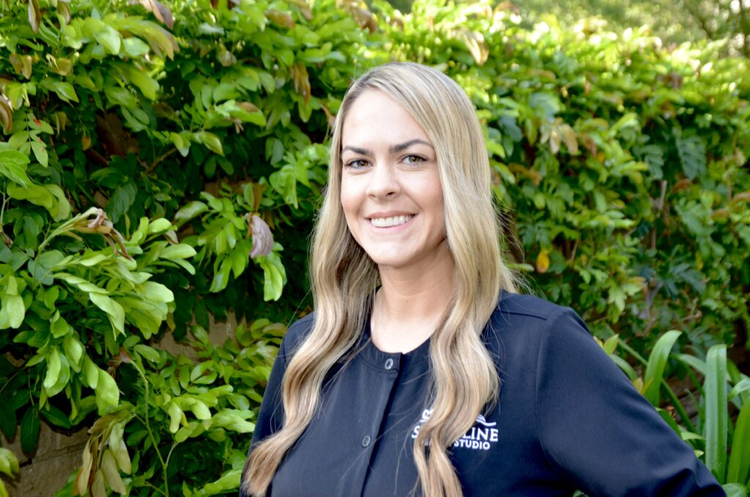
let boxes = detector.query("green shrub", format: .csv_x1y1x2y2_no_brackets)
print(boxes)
597,332,750,494
374,0,750,349
0,0,748,495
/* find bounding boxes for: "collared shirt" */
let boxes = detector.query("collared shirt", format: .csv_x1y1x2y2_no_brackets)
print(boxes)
245,292,723,496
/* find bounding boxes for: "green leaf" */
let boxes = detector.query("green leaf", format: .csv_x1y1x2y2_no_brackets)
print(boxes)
170,132,191,157
94,25,122,54
160,244,197,260
198,468,241,495
95,368,119,413
602,335,618,355
30,140,48,167
705,344,728,482
46,81,80,103
43,347,61,390
675,132,706,180
105,86,137,108
677,354,706,376
209,258,232,293
63,334,84,368
106,181,137,223
47,352,70,398
194,131,224,156
0,402,17,440
0,293,25,329
729,378,750,403
0,447,19,478
147,218,172,234
41,405,72,429
168,402,182,433
50,312,71,338
269,166,298,208
90,293,125,335
723,484,748,497
609,354,637,381
727,399,750,484
128,67,159,100
190,400,211,420
83,356,99,389
134,344,159,363
20,408,40,453
643,330,681,406
0,149,31,185
174,201,207,227
45,185,72,221
7,182,54,210
257,251,286,302
141,281,174,303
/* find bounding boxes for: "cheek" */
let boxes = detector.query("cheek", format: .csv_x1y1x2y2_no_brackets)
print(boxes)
424,178,445,220
339,179,360,222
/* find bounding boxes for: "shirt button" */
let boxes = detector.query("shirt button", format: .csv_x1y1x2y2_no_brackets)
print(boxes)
384,358,394,370
362,435,371,447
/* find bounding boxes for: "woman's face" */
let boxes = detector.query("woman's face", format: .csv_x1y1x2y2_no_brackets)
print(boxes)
339,89,449,272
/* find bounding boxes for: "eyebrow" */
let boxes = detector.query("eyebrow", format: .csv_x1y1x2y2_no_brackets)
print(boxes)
341,139,434,156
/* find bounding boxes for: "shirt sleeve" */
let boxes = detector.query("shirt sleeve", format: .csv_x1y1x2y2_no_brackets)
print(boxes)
535,307,725,497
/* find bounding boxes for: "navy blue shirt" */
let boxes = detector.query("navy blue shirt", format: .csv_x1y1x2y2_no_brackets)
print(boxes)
245,293,723,496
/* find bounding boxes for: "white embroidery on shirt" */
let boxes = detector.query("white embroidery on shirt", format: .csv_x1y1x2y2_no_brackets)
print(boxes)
411,408,499,451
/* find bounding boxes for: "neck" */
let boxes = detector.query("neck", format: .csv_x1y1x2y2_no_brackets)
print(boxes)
371,243,455,353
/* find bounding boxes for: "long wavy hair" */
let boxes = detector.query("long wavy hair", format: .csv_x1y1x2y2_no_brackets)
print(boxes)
242,62,517,496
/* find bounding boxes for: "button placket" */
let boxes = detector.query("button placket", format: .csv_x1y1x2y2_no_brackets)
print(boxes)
384,358,394,370
361,435,371,447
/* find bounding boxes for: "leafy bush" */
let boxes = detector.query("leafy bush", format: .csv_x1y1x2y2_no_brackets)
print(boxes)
373,0,750,349
0,0,748,495
0,0,366,494
598,332,750,495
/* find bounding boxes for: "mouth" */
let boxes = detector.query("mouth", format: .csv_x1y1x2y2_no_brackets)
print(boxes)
369,215,414,228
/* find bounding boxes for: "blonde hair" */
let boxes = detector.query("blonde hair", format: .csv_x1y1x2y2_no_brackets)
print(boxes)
242,62,516,496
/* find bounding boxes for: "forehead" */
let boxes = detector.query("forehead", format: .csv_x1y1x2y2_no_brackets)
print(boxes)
341,89,431,148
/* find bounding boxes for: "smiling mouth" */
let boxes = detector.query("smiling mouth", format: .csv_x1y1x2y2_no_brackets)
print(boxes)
370,215,414,228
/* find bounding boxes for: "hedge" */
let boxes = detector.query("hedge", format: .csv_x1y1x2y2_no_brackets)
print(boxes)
0,0,748,495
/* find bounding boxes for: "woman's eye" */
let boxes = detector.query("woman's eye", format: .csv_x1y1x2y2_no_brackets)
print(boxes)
345,159,369,169
404,155,426,164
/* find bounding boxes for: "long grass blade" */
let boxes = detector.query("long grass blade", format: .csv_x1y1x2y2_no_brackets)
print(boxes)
730,378,750,406
722,483,747,497
616,334,695,431
726,397,750,485
610,355,637,381
644,330,682,406
705,344,728,483
677,353,706,376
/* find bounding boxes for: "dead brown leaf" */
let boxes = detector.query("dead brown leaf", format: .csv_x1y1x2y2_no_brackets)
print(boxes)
249,214,274,259
265,9,296,29
290,63,311,104
138,0,174,29
0,95,12,133
58,1,71,24
28,0,41,33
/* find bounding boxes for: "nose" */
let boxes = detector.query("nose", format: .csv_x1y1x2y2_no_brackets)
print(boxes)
366,162,400,200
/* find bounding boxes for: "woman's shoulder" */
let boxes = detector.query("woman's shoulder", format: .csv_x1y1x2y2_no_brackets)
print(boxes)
278,312,316,358
485,291,593,356
494,291,569,321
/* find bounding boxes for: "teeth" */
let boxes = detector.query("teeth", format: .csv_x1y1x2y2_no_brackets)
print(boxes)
371,215,413,228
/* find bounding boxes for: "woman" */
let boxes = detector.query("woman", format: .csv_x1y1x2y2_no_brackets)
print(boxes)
241,62,722,496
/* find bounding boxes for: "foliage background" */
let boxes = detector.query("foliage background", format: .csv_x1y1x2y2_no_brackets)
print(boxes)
0,0,748,495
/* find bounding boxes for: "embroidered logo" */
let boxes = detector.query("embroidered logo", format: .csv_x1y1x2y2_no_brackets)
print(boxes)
411,409,499,451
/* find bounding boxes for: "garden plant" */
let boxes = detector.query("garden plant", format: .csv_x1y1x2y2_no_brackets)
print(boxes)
0,0,748,495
